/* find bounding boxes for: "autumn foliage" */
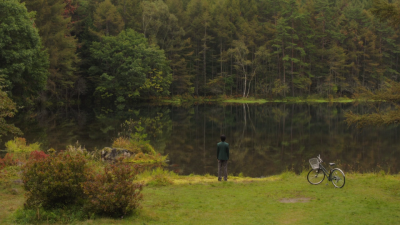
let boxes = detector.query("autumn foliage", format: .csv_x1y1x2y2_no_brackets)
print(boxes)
20,151,144,217
0,153,19,170
28,150,48,161
83,159,144,217
22,152,88,209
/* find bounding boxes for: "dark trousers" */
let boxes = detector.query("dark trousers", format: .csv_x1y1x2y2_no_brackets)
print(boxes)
218,160,228,181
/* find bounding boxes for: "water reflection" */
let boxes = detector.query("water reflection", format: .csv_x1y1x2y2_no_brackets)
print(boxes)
5,103,400,177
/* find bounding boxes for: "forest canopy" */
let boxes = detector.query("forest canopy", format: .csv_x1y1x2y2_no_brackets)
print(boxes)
3,0,400,106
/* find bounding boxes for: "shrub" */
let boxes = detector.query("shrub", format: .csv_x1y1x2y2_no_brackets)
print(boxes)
147,174,173,186
124,152,167,172
5,137,40,153
28,151,48,161
0,153,20,179
112,137,131,149
0,153,19,170
146,168,175,187
83,159,144,217
112,137,156,155
22,152,88,209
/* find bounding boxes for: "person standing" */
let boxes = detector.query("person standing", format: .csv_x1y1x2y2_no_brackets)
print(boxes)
217,135,229,181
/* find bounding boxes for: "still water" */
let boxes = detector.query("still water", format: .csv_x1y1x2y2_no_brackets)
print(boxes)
5,103,400,177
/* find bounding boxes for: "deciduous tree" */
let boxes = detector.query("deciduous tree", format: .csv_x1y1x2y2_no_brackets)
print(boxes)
0,0,49,103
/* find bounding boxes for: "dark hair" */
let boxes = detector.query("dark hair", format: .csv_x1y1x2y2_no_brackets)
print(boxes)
220,135,226,142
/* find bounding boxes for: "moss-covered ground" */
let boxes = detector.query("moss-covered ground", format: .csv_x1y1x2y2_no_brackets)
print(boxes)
2,171,399,224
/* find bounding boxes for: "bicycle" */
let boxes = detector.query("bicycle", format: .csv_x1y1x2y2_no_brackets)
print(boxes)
307,155,345,188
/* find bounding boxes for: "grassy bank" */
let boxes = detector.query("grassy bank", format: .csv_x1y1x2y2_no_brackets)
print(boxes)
1,171,399,224
223,97,357,104
154,96,372,105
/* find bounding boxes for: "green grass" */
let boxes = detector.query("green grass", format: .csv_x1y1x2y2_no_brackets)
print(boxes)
134,173,400,225
0,171,25,224
154,96,378,105
223,97,360,104
2,172,399,224
223,98,269,104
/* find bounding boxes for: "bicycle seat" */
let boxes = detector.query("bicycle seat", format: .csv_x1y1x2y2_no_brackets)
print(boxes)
329,163,335,166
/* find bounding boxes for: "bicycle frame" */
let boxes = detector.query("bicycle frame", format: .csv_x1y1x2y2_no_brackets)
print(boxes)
318,164,334,181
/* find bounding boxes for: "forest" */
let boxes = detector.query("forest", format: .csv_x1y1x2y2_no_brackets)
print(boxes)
2,0,400,109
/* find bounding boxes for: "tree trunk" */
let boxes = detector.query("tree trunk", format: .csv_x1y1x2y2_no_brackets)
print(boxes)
203,22,207,97
291,19,294,97
282,40,286,97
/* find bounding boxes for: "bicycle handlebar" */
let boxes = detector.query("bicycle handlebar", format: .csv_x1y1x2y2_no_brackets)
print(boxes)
317,154,323,163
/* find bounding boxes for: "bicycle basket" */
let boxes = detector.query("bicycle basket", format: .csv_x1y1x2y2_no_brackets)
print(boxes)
309,158,320,169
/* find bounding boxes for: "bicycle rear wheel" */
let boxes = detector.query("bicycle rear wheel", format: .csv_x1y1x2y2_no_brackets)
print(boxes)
331,169,345,188
307,169,325,185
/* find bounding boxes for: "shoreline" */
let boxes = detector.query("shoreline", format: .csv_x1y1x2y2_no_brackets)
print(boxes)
151,96,379,105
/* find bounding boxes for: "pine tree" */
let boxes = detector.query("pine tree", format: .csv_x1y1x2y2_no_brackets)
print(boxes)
93,0,124,36
23,0,79,102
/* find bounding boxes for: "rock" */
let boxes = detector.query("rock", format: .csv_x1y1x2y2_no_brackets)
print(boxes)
101,147,134,161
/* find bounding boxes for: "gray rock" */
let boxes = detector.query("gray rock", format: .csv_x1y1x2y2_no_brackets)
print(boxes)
101,147,134,161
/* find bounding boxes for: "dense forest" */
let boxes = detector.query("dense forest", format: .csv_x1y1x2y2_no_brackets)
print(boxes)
2,0,400,108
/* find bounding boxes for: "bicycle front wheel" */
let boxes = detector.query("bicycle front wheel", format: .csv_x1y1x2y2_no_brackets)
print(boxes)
307,169,325,185
331,169,345,188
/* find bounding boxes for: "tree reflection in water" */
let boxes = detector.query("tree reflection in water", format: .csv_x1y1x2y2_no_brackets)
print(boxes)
5,103,400,177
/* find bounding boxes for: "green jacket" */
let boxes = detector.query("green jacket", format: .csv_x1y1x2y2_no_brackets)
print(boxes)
217,142,229,160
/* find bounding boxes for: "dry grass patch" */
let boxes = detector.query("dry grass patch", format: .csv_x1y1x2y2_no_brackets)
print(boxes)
279,197,311,203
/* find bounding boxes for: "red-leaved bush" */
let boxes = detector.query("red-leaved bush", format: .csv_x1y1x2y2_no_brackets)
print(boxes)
83,158,144,217
28,150,48,161
22,152,88,209
0,153,18,170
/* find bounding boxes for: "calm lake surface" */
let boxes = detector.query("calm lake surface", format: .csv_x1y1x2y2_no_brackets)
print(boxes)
4,103,400,177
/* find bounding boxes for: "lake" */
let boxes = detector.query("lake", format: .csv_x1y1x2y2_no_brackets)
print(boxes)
4,102,400,177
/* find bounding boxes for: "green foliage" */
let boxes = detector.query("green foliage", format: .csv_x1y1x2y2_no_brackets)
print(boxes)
22,152,88,209
0,0,49,102
345,80,400,128
271,79,289,97
0,81,22,140
89,29,172,106
112,137,156,155
83,159,144,217
0,153,19,170
371,0,400,27
22,0,79,102
5,137,40,153
146,168,175,187
92,0,124,36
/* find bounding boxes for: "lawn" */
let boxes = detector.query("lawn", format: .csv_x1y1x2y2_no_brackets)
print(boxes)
2,172,397,225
